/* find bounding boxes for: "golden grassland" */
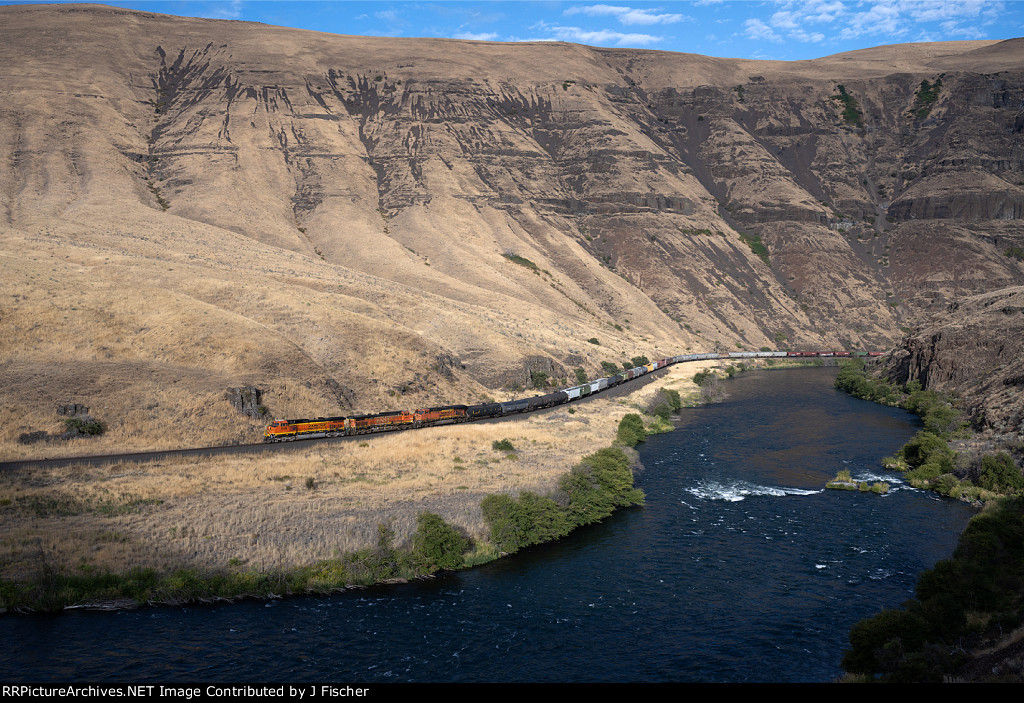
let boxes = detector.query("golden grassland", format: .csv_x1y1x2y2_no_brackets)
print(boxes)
0,210,709,461
0,360,721,584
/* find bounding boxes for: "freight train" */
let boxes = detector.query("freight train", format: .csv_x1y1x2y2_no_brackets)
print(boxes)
262,350,882,442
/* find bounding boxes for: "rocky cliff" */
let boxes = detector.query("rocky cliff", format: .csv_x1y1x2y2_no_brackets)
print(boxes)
1,4,1022,450
883,286,1024,434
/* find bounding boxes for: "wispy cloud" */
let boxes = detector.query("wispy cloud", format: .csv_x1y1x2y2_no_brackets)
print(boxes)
743,18,783,43
742,0,1004,44
203,0,244,21
539,2,1004,51
528,20,665,46
564,4,689,26
453,31,500,41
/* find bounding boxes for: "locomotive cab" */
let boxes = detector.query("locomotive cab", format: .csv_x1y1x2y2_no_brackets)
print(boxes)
263,419,296,442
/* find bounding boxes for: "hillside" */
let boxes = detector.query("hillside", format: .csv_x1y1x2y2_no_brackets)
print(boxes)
882,285,1024,434
2,4,1023,454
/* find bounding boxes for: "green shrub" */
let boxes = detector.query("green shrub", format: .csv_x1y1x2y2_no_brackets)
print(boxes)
905,458,951,484
587,337,600,345
480,492,570,553
617,413,646,447
905,390,962,437
932,474,960,496
843,497,1024,681
503,253,539,272
693,370,716,387
646,388,682,420
842,608,930,677
574,367,587,383
832,84,863,126
899,432,953,470
411,512,470,571
560,447,644,524
63,417,105,436
978,453,1023,493
662,388,682,411
480,446,643,555
492,439,515,452
739,231,770,266
630,356,650,367
601,361,620,374
913,77,942,119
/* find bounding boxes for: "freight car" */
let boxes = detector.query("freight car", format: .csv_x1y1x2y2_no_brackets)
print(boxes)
263,349,884,442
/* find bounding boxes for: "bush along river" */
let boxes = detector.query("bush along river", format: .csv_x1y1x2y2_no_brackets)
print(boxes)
0,367,975,683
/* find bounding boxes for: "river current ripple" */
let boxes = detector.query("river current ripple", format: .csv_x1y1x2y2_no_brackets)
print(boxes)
1,368,974,682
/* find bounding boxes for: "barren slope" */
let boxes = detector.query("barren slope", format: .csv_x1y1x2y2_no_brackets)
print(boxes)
1,5,1023,453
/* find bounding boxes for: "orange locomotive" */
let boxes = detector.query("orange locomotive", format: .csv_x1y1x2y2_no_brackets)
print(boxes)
263,405,469,442
263,351,888,443
263,416,348,442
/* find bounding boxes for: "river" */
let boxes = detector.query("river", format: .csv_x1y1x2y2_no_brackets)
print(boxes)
0,367,975,682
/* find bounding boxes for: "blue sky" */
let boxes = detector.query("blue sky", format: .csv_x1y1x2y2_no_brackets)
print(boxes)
10,1,1024,60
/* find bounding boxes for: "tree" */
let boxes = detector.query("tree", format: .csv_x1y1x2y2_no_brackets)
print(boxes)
978,453,1023,493
411,513,470,571
617,413,646,447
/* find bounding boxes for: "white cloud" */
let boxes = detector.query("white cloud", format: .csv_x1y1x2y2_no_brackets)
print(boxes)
769,10,801,30
839,3,906,40
453,31,500,41
744,18,783,42
532,20,665,46
740,0,1004,45
801,1,847,24
938,19,987,38
902,0,1001,23
790,29,827,43
204,0,243,20
564,5,688,26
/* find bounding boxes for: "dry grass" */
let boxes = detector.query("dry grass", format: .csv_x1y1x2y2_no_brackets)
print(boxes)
0,212,695,461
0,361,719,582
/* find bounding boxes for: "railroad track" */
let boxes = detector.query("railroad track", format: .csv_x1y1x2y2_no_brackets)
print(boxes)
0,350,876,471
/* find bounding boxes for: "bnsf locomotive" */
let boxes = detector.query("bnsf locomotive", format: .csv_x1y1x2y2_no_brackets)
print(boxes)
263,350,881,442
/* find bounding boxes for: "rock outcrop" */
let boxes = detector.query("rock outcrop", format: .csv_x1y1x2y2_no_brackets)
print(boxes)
1,5,1023,449
225,387,264,420
882,286,1024,434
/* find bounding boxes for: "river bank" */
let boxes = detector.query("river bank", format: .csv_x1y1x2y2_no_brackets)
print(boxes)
1,366,970,682
832,359,1024,682
0,359,723,612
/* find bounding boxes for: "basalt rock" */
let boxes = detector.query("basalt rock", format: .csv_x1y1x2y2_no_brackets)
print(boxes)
432,353,464,381
323,378,356,409
56,403,89,417
17,430,51,445
3,5,1024,425
881,286,1024,434
490,355,567,391
225,387,264,421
